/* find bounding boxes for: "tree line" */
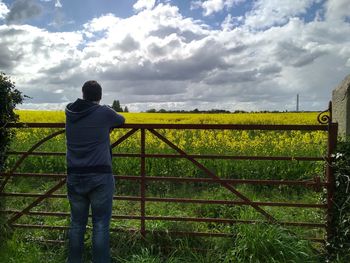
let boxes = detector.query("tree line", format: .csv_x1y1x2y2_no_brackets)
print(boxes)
111,100,128,112
111,100,313,114
146,108,231,113
144,109,296,113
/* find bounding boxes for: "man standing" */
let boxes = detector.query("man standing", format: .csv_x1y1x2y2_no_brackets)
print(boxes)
65,80,125,263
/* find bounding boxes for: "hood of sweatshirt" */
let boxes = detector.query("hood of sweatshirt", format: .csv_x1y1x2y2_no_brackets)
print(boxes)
65,98,100,123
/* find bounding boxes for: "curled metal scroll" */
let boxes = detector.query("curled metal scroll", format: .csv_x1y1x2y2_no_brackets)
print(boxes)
317,101,332,125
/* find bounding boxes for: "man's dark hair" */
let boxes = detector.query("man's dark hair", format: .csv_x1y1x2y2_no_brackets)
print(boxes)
82,80,102,101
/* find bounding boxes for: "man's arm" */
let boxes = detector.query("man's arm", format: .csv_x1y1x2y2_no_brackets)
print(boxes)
105,106,125,128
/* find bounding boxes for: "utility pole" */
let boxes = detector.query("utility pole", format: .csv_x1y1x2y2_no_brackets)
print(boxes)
296,94,299,112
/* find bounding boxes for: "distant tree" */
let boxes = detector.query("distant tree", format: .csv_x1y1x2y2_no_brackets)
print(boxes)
112,100,123,112
124,106,129,113
146,109,156,113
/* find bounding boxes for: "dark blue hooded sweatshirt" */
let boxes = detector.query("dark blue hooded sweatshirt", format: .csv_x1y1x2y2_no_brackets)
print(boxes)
65,99,125,175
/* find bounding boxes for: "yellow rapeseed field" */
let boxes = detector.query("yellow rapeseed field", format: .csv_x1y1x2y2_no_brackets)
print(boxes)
16,110,320,125
11,110,327,181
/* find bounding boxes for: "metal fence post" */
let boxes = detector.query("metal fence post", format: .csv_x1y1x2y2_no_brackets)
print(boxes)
140,128,146,238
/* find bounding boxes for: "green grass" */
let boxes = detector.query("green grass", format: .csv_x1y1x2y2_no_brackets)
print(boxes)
0,182,325,262
0,223,321,262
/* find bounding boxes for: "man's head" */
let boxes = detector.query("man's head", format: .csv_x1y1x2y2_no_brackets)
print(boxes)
82,80,102,102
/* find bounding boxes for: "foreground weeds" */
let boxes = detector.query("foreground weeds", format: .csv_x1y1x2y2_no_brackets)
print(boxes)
0,223,321,263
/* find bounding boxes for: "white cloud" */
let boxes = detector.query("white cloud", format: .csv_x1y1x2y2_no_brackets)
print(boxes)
325,0,350,22
221,14,243,30
6,0,42,24
244,0,319,29
55,0,62,8
203,0,225,16
0,1,9,20
0,24,83,102
83,13,120,33
53,89,63,94
18,102,69,110
40,0,62,8
191,0,243,16
133,0,156,12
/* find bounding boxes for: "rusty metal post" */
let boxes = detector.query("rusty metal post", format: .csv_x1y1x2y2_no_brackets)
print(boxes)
140,129,146,238
325,102,338,245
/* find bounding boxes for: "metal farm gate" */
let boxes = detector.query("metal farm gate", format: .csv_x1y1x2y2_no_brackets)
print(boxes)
0,103,338,245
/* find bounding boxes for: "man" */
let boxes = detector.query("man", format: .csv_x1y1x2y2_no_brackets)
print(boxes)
65,80,125,263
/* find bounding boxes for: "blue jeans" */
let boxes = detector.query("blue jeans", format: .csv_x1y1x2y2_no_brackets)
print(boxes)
67,173,115,263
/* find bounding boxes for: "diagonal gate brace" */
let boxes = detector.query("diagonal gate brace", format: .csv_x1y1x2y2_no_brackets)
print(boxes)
148,129,277,223
0,129,65,192
111,128,139,149
7,178,67,225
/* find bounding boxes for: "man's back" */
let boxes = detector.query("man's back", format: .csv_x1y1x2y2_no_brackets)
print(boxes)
65,98,125,174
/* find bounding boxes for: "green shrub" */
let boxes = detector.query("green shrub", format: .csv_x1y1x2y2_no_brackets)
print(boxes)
0,72,24,245
326,139,350,262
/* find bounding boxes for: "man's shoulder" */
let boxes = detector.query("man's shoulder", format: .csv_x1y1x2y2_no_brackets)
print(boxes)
99,105,115,112
101,104,113,110
96,105,125,126
95,105,118,116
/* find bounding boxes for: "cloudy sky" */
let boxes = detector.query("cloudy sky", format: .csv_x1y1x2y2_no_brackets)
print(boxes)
0,0,349,112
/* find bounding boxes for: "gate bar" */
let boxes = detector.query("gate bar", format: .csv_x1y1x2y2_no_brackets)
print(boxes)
0,192,327,208
0,210,326,228
6,151,326,162
0,173,328,187
140,128,146,238
5,123,329,131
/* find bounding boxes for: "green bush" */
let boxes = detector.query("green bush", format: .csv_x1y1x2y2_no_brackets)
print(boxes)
0,72,24,245
326,139,350,262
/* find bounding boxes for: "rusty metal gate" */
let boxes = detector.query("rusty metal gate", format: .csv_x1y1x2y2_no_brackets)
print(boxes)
0,103,338,245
